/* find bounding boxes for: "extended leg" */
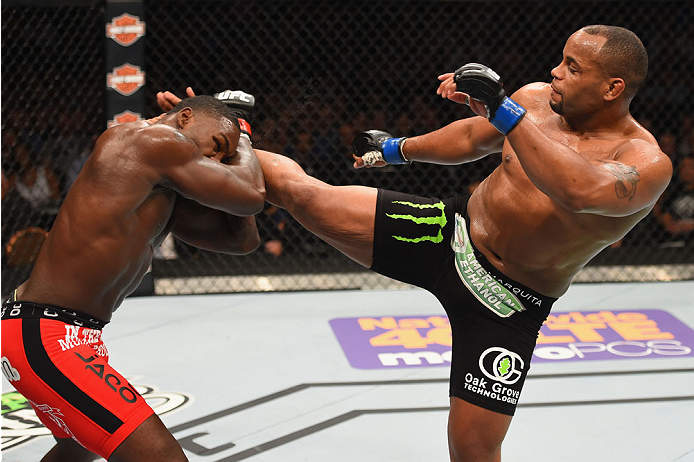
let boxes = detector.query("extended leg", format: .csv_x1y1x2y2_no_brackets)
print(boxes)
256,149,378,267
447,397,512,462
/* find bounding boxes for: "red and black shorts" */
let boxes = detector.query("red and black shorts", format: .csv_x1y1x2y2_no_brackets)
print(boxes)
1,299,154,459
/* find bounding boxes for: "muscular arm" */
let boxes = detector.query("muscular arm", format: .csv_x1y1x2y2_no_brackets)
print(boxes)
170,196,260,254
402,116,504,165
506,109,672,216
143,127,265,216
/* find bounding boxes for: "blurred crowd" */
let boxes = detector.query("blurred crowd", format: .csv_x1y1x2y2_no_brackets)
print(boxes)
2,92,694,270
2,91,693,275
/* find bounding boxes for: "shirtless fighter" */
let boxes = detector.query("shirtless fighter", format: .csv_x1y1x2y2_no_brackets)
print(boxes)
157,25,671,461
1,94,265,461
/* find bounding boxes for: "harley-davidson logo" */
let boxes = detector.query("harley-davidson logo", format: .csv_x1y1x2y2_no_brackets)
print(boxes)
108,110,142,128
106,13,146,46
107,64,146,96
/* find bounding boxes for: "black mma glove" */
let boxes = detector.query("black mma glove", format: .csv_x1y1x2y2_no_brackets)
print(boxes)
352,130,409,166
214,90,255,140
453,63,526,135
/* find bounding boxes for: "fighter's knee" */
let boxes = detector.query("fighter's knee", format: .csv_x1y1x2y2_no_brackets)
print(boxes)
262,154,316,208
282,178,331,214
449,434,501,462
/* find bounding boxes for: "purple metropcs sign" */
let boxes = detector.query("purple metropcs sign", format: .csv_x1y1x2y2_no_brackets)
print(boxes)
329,310,694,369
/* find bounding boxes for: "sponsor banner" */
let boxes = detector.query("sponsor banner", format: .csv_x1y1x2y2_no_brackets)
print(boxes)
106,13,146,47
105,2,146,130
107,63,146,96
329,315,452,369
533,309,694,362
330,310,694,369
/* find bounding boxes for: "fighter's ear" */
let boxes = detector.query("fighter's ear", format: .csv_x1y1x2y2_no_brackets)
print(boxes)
604,77,626,101
176,107,194,129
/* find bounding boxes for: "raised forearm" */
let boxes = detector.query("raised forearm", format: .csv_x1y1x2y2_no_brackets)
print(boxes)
506,118,599,211
404,117,503,165
223,214,260,254
226,136,266,214
171,197,260,254
449,63,592,205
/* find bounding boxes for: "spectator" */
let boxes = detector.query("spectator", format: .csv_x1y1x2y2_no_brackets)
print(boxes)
283,130,319,176
657,131,678,160
338,120,358,158
394,112,414,137
257,205,291,257
254,117,287,153
312,101,341,172
653,155,694,246
5,141,61,230
370,109,389,132
64,133,98,191
1,168,11,200
677,115,694,158
0,167,26,260
409,94,440,133
1,142,60,292
352,112,368,132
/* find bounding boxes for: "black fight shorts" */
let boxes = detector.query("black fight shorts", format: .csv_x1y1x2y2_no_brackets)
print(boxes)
370,189,557,415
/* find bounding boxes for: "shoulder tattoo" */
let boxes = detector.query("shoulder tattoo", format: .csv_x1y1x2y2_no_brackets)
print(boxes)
601,161,640,201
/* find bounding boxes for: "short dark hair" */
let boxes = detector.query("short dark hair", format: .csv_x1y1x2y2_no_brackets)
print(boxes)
581,25,648,98
166,95,235,124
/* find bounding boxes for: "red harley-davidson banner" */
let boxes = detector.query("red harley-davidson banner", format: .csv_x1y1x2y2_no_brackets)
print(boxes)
105,2,146,133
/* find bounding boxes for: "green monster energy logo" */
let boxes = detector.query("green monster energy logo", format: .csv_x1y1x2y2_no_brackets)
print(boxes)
386,201,447,243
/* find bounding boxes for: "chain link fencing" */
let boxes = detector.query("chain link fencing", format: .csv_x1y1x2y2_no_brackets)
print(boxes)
2,1,693,295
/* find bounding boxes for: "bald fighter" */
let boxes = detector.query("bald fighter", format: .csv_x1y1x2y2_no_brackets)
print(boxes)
158,25,671,461
261,25,673,461
1,95,265,461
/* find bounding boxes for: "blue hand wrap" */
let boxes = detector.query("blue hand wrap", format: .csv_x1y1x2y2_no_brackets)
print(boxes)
490,97,527,135
381,137,408,164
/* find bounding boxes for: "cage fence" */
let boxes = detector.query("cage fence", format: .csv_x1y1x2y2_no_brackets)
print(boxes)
2,1,693,296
